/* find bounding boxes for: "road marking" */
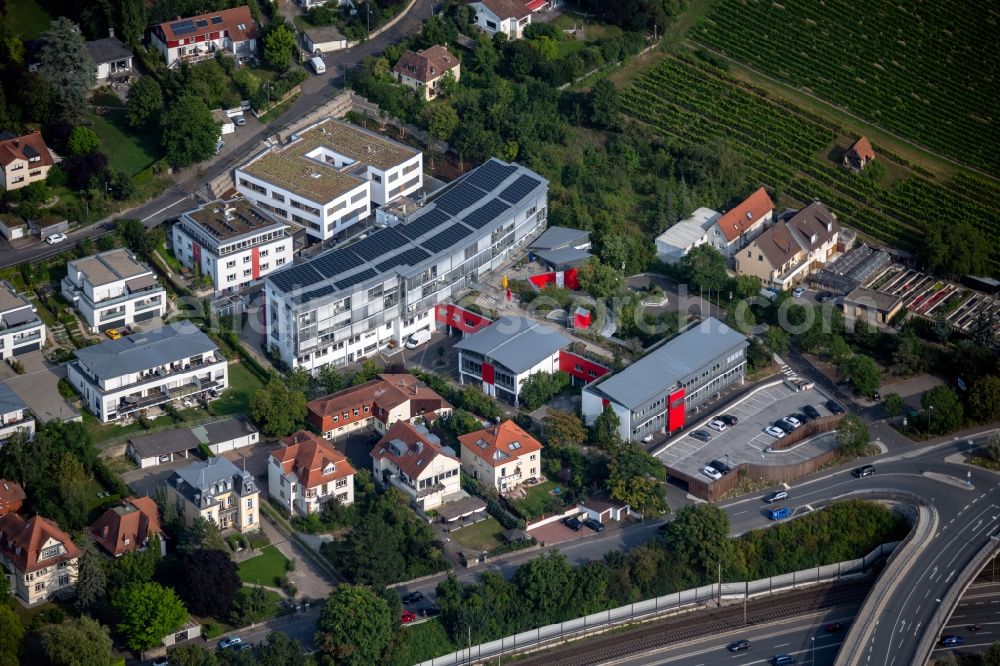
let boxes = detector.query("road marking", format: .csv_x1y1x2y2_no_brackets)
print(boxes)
774,643,790,647
733,510,747,516
140,196,188,223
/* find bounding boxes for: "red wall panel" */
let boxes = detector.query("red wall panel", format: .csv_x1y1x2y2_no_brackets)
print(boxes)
559,350,610,384
435,304,492,334
481,362,495,385
667,388,686,432
251,247,260,280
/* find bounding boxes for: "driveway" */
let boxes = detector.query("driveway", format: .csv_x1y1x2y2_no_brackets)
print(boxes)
0,352,80,422
259,517,334,601
529,520,585,547
223,441,278,477
122,456,194,498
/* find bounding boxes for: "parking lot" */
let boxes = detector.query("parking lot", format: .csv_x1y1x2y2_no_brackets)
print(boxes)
656,382,841,480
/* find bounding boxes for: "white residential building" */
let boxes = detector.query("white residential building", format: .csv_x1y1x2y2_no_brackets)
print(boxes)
0,380,34,444
173,199,293,294
263,158,548,372
235,118,423,242
149,6,257,68
268,430,355,516
371,420,461,510
67,321,228,423
0,280,45,360
654,207,721,264
0,514,80,606
392,45,461,101
469,0,532,39
61,249,166,333
706,187,774,258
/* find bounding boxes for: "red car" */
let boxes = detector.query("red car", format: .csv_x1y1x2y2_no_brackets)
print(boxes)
825,622,845,633
401,610,416,624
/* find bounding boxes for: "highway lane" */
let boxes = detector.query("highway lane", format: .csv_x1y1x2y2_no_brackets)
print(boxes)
607,609,857,666
929,581,1000,659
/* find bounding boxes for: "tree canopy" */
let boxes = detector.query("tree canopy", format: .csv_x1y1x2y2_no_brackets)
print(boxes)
679,244,728,293
836,414,869,457
316,585,394,666
175,548,241,619
161,95,220,168
113,582,188,651
38,617,113,666
250,377,308,436
38,18,95,122
922,385,964,434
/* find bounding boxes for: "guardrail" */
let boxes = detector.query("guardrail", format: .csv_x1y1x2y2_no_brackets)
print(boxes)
415,541,898,666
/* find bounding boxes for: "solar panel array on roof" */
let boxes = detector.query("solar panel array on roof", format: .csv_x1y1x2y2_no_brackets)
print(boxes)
499,174,542,205
400,208,450,239
313,249,365,279
465,160,517,192
421,223,473,253
349,228,408,261
211,15,223,23
293,284,336,304
433,182,486,216
196,19,208,27
377,247,429,271
461,198,510,230
335,268,379,290
171,19,196,35
270,264,322,293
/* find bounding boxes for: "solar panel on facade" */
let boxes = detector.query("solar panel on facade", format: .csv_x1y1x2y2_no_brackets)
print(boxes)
312,249,365,279
465,160,517,192
460,198,511,230
498,175,541,205
432,182,487,216
348,228,408,261
335,268,379,290
399,208,451,239
421,223,474,253
377,247,429,271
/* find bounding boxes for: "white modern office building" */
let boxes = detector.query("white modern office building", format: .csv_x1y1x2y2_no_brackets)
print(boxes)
0,280,45,360
234,118,423,242
173,199,293,294
67,321,228,423
61,249,166,333
264,158,548,372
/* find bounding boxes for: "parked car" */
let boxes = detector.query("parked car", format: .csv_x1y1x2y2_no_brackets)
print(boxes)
792,286,806,298
709,459,732,475
642,433,654,443
218,637,242,650
583,518,605,533
152,658,169,666
825,622,846,633
236,644,252,652
727,639,751,652
764,490,788,504
783,415,802,428
45,232,67,244
718,414,739,426
940,635,964,648
419,606,441,618
771,656,796,666
764,425,786,438
214,139,225,155
405,329,432,349
105,328,122,340
563,516,583,531
852,464,875,478
401,610,416,624
767,507,791,520
802,405,821,420
707,419,728,432
691,430,712,442
234,115,246,126
702,466,723,481
826,400,846,414
402,591,424,605
774,420,796,434
791,411,810,424
816,291,834,303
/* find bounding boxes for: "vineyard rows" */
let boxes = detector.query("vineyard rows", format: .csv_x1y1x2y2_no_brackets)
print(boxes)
692,0,1000,176
621,56,1000,268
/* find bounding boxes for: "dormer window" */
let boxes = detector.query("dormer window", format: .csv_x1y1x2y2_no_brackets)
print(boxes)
124,537,130,545
324,463,336,475
40,545,62,560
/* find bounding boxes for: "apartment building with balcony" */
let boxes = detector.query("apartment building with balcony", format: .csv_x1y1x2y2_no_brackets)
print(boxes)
0,380,34,444
173,199,292,294
0,513,80,606
268,430,355,517
66,321,228,423
61,249,166,333
264,158,548,372
371,420,460,510
235,118,423,242
0,280,45,360
166,456,259,533
0,130,54,191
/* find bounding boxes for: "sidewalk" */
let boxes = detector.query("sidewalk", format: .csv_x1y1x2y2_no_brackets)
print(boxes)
259,516,334,601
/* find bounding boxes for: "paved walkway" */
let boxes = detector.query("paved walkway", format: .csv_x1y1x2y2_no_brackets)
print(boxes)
259,517,334,601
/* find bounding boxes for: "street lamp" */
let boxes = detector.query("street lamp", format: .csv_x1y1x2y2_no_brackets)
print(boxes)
968,439,974,487
927,405,934,433
811,636,815,665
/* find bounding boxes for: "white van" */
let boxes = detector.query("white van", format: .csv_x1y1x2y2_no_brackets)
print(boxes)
405,329,432,349
310,57,326,74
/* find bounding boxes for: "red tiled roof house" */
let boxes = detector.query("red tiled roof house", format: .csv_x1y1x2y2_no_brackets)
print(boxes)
393,45,461,101
268,430,356,516
89,497,166,558
467,0,532,39
307,373,452,440
0,479,25,517
458,419,542,492
149,6,257,68
0,131,54,192
843,136,876,171
371,421,461,510
0,514,80,606
706,186,774,257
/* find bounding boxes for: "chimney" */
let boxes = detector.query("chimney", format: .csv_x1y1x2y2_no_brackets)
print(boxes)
109,27,115,39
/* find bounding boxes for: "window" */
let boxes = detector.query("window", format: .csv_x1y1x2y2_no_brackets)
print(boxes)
35,582,45,592
243,269,252,277
237,22,247,30
371,173,382,183
276,258,286,266
332,416,338,423
58,575,70,587
486,19,498,29
363,405,370,413
336,478,348,488
272,192,285,203
244,255,251,263
246,498,253,509
353,409,359,416
40,545,62,560
247,514,254,524
226,260,236,268
227,274,236,282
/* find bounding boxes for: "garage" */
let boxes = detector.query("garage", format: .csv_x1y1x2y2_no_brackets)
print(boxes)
581,497,630,523
127,430,199,469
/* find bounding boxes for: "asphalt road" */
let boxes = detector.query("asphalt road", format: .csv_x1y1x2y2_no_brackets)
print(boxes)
931,581,1000,659
0,0,438,270
610,609,858,666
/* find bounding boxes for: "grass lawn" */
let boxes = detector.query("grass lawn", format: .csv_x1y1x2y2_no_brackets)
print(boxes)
554,39,585,58
237,545,291,587
259,93,300,124
158,240,185,274
451,516,505,553
9,0,50,39
214,362,264,416
88,110,163,176
512,480,566,520
385,619,457,666
83,411,148,446
234,586,284,623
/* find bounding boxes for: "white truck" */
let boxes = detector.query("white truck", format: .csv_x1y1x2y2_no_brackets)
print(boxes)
310,57,326,74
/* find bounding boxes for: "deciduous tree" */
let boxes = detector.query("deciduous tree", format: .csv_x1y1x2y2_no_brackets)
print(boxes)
659,504,730,584
161,95,219,168
543,411,587,448
38,617,113,666
882,392,905,418
836,414,869,457
126,76,164,129
679,244,728,293
840,354,881,399
578,257,623,299
607,443,668,515
316,585,394,666
113,582,187,651
263,23,296,71
67,126,100,156
968,375,1000,424
921,385,964,434
593,404,622,450
176,548,241,619
0,603,23,666
250,377,308,436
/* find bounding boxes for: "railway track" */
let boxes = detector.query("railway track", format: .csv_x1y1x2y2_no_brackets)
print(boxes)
512,580,872,666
